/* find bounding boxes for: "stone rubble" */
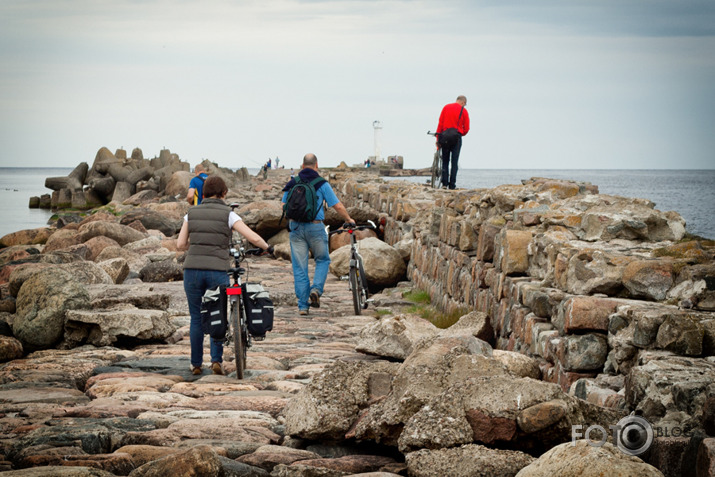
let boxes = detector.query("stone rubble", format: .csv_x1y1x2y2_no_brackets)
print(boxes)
0,147,713,476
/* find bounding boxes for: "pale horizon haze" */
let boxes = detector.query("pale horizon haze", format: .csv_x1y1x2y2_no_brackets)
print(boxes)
1,0,714,170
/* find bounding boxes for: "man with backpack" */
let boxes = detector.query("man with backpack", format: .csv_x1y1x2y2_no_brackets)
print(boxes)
186,164,209,205
281,153,355,315
436,95,470,190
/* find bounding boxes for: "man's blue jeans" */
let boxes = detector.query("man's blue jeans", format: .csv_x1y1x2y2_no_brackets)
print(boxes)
441,135,462,189
289,221,330,311
184,268,229,368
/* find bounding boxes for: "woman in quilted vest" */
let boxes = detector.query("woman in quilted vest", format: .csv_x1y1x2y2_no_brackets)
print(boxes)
177,175,274,376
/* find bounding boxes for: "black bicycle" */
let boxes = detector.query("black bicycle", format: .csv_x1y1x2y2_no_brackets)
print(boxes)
329,221,376,315
427,131,441,188
225,241,264,379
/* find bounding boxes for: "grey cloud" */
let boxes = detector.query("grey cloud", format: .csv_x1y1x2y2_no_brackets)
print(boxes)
474,0,715,37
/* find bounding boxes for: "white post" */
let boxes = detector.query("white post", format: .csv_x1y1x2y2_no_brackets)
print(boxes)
373,120,382,163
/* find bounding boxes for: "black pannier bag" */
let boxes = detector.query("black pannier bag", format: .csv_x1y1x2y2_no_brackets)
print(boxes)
242,283,274,337
200,284,228,341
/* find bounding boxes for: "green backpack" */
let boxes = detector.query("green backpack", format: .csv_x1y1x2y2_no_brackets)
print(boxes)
282,176,325,222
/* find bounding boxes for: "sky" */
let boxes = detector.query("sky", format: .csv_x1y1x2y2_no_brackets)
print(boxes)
0,0,714,170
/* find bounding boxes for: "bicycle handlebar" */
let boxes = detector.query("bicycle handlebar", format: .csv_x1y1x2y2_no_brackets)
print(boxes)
328,220,377,236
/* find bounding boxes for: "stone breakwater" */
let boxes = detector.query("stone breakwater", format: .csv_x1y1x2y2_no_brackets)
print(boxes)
337,175,714,409
0,151,713,477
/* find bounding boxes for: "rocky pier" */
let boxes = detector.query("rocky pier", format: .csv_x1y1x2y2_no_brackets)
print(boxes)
0,146,714,476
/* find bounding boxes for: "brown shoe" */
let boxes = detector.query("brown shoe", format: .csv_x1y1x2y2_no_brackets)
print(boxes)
299,309,309,316
191,366,202,375
309,290,320,308
211,362,224,375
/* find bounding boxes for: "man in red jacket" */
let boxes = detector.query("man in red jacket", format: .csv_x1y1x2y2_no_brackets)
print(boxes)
436,95,470,190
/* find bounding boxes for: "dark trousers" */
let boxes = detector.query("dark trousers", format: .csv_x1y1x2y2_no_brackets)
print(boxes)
441,135,462,189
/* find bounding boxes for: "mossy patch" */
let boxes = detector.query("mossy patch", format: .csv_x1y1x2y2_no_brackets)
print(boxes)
402,289,465,329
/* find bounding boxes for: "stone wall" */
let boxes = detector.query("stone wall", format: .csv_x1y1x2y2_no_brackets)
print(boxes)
334,173,715,433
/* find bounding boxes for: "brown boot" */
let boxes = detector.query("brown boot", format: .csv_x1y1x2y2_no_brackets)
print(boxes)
211,362,224,375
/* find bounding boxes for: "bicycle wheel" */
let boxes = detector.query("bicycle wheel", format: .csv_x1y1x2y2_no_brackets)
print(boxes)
349,266,362,315
431,150,441,188
358,258,369,309
231,301,246,379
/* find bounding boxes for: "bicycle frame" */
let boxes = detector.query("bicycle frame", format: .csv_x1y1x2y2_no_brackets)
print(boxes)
226,241,250,379
225,202,266,379
427,131,441,188
329,221,375,315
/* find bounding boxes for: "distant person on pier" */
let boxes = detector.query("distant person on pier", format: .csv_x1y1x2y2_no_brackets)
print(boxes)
436,95,470,190
186,164,209,205
177,175,274,376
281,153,355,315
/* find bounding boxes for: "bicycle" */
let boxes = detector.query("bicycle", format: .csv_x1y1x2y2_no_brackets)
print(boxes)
427,131,441,188
225,241,264,379
224,203,269,379
328,221,376,315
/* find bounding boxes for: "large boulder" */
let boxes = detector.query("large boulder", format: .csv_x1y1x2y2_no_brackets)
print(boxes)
579,198,686,243
356,314,439,360
0,335,23,362
163,170,193,198
147,200,189,220
83,236,121,262
351,335,497,446
13,268,90,351
122,189,159,206
97,257,130,284
625,353,715,431
406,444,534,477
329,237,406,288
623,260,676,301
7,263,53,297
119,445,224,477
440,311,495,344
515,440,664,477
58,261,114,286
85,283,174,313
139,259,184,283
396,374,620,453
237,200,285,238
0,227,53,247
78,221,148,246
492,349,542,380
283,359,401,441
64,305,176,348
120,209,182,237
43,228,82,253
95,246,150,277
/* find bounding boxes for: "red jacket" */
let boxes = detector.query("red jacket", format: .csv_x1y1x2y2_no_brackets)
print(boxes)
437,102,470,136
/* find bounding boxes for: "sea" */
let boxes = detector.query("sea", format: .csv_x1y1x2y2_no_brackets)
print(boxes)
0,167,713,240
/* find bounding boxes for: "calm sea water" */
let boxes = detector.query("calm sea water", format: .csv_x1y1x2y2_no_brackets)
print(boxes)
0,168,713,240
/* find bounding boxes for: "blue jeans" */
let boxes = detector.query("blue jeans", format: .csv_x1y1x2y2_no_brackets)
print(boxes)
183,268,229,368
289,221,330,311
441,135,462,189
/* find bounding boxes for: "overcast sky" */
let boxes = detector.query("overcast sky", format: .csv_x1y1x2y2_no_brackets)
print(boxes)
1,0,713,170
